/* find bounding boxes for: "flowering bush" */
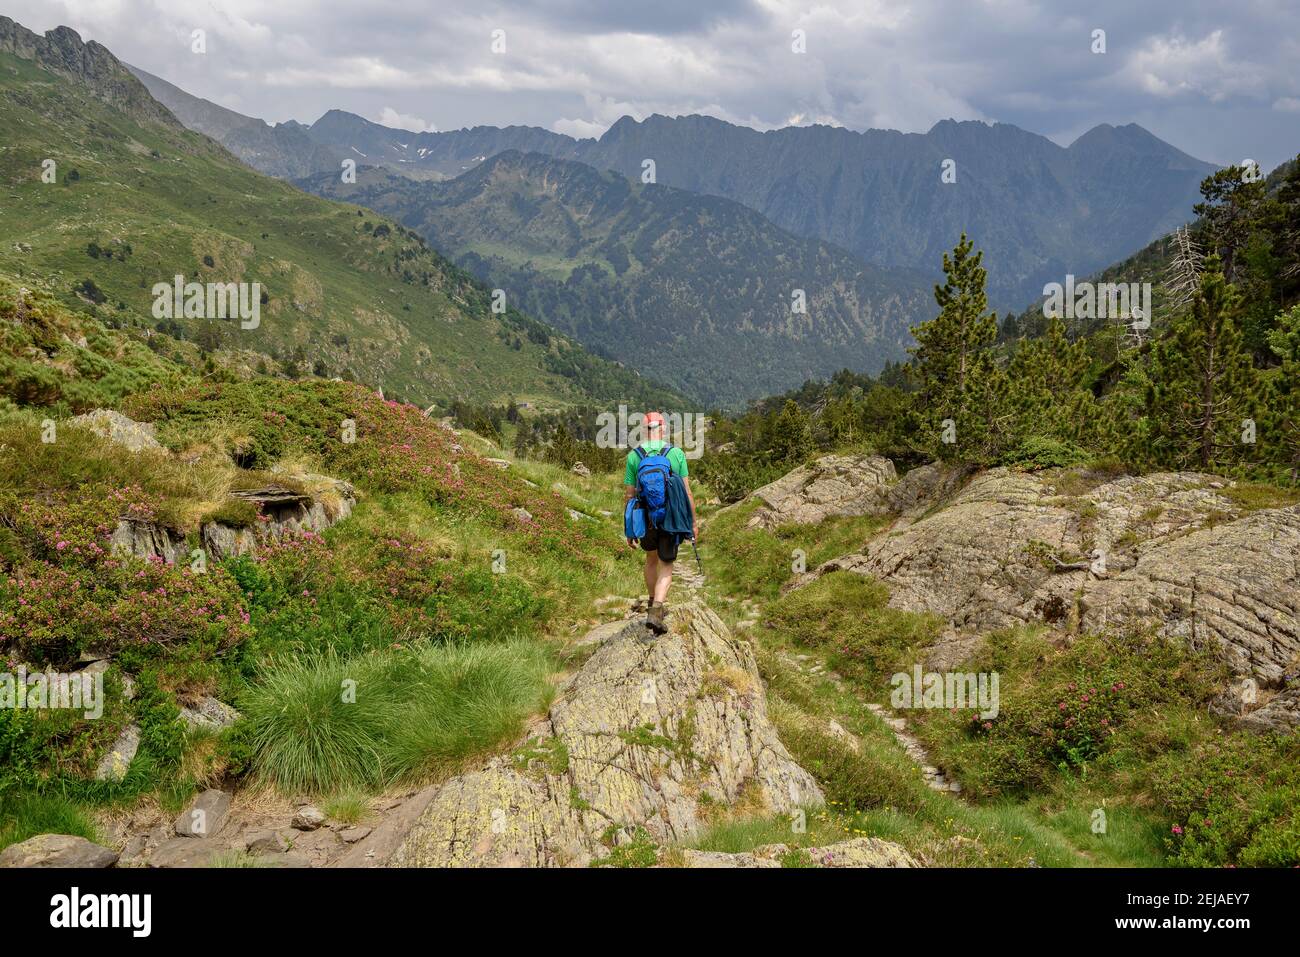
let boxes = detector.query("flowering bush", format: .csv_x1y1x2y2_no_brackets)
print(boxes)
127,379,611,565
914,629,1224,799
0,485,250,665
1151,734,1300,867
0,558,251,665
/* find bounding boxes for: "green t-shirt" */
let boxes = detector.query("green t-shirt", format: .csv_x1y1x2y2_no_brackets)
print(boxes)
624,440,688,486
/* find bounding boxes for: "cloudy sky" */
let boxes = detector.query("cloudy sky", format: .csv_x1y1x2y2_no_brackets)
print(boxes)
10,0,1300,169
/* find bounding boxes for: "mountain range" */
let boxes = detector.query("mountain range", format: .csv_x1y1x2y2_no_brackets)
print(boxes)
131,77,1217,309
0,15,681,411
301,151,934,404
8,15,1225,409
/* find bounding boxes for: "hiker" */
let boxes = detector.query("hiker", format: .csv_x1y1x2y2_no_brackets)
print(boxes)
624,411,697,634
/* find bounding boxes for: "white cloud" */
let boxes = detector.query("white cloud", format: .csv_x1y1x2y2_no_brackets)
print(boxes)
375,107,436,132
1121,30,1267,102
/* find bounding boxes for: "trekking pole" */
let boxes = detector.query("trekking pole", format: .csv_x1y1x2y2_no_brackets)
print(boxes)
690,536,703,577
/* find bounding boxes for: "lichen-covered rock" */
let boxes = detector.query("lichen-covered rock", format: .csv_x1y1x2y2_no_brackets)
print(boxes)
94,723,140,781
390,604,823,867
678,837,918,868
1078,505,1300,685
70,409,162,452
109,520,185,564
178,695,241,731
884,461,975,520
1236,687,1300,732
201,522,258,561
745,455,897,528
0,834,119,868
798,837,919,867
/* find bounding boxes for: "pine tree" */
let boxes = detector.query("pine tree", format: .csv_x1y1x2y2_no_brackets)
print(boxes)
767,399,815,464
908,234,1009,461
1193,167,1267,284
1146,256,1260,471
1006,316,1093,441
1265,303,1300,482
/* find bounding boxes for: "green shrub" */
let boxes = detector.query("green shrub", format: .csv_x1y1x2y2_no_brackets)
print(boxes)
999,436,1091,470
913,628,1226,800
1149,733,1300,867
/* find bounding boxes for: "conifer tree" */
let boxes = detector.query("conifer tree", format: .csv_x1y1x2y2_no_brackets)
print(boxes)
1006,316,1093,441
1265,303,1300,482
909,234,1008,461
766,399,815,464
1146,255,1260,470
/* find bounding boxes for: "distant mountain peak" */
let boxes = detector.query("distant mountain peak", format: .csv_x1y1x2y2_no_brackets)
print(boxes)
0,16,180,128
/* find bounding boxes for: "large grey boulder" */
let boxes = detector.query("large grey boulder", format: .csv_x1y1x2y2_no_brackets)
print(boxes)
388,604,823,867
175,790,232,838
0,834,118,868
745,455,897,528
70,409,162,453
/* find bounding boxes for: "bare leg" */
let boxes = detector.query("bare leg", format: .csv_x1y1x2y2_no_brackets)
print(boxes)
653,559,674,604
644,552,658,604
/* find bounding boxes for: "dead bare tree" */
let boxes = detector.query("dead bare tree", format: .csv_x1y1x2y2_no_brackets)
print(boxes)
1165,225,1204,310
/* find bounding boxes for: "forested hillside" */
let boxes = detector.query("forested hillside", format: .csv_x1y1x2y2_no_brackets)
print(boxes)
303,151,933,406
0,20,682,412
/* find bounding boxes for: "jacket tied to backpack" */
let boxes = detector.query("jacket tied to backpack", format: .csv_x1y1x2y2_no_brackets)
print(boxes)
624,443,694,542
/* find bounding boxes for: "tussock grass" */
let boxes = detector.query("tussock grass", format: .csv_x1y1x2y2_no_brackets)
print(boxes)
240,641,552,794
322,792,371,826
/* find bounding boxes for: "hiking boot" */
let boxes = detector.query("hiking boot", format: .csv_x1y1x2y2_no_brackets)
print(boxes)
646,601,668,635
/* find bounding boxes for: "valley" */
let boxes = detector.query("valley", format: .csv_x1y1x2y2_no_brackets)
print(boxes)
0,10,1297,883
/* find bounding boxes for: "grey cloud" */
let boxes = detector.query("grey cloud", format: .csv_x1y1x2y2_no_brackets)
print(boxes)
7,0,1298,170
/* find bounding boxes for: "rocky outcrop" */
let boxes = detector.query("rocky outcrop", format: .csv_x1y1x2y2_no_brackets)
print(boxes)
0,17,181,128
745,455,897,529
108,476,356,564
386,604,824,867
70,409,162,452
678,837,918,868
109,520,186,564
799,466,1300,729
1078,505,1300,684
0,834,118,868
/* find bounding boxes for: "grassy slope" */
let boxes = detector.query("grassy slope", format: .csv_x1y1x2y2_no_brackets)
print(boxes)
0,282,653,848
0,51,679,411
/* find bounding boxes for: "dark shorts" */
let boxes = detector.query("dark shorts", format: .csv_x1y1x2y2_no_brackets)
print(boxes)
640,525,679,562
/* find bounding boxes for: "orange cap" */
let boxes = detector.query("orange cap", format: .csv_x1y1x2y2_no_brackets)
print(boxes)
643,411,665,431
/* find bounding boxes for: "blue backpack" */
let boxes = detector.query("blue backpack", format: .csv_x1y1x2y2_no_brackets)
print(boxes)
633,443,674,529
